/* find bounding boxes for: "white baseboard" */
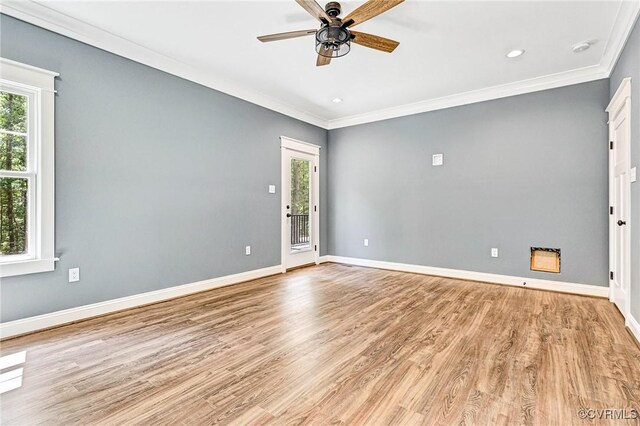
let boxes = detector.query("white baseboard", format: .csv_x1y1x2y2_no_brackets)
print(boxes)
325,256,609,298
627,314,640,345
1,258,611,340
0,265,282,339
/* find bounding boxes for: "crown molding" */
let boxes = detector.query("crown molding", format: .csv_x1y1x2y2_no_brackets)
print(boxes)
601,0,640,76
327,65,610,129
2,0,638,131
327,0,639,129
0,1,330,129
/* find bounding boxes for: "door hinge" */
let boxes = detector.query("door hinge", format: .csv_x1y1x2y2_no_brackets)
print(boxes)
610,141,614,150
314,166,317,172
610,206,614,215
314,205,317,212
610,271,614,280
314,245,317,251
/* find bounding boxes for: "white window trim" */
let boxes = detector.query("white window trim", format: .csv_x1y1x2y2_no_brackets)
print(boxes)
0,58,58,278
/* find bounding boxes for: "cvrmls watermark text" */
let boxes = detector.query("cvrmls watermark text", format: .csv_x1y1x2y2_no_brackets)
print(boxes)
578,408,638,420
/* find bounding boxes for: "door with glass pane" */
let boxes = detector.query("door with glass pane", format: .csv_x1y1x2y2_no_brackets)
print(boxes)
281,139,319,270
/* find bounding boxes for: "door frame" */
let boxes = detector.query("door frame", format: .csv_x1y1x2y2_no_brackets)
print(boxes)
607,77,632,321
280,136,320,273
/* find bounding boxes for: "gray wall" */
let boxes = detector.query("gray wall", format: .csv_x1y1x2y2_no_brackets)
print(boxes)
610,16,640,320
0,12,620,323
328,80,610,287
0,15,328,322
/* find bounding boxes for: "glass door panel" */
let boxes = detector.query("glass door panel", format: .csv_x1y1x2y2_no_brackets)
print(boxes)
289,158,311,253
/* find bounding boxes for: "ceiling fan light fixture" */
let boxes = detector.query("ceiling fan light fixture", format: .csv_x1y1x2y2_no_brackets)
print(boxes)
506,49,525,58
257,0,404,66
332,97,343,103
315,25,351,58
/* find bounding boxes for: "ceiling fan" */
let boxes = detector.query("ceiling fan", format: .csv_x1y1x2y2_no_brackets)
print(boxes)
257,0,404,66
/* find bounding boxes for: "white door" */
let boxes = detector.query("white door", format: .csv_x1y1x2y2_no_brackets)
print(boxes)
281,137,319,270
607,78,631,319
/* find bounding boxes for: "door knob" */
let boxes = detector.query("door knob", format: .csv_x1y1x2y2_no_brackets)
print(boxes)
286,213,292,218
617,220,626,226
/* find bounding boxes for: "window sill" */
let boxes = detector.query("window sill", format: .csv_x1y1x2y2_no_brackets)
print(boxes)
0,258,58,278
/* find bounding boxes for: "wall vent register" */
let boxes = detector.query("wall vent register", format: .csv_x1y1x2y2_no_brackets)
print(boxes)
530,247,560,273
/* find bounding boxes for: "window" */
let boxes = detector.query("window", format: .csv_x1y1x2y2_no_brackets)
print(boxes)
1,89,32,259
0,58,57,277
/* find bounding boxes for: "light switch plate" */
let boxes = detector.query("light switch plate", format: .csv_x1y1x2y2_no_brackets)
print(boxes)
631,167,637,183
245,246,251,255
268,185,276,193
364,239,369,247
491,248,499,258
432,154,443,166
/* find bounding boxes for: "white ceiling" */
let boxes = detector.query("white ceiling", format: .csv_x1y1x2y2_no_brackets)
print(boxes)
3,1,639,128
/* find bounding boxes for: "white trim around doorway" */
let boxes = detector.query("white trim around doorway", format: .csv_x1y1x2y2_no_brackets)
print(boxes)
606,77,632,325
280,137,320,273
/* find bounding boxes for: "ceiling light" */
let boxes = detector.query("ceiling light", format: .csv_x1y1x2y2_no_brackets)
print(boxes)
332,97,343,104
573,42,591,53
316,25,351,59
506,49,525,58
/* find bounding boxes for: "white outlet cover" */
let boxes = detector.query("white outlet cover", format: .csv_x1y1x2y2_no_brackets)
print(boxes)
432,154,443,166
245,246,251,255
364,238,369,246
491,248,499,258
631,167,637,183
68,267,80,282
268,184,276,193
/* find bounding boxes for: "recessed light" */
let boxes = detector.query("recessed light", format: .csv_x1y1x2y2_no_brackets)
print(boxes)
332,97,343,104
506,49,525,58
572,42,591,53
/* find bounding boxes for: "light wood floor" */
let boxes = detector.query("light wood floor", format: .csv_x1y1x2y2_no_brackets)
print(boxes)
1,263,639,425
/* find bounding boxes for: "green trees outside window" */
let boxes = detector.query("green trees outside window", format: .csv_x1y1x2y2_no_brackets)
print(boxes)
290,158,310,216
0,91,29,255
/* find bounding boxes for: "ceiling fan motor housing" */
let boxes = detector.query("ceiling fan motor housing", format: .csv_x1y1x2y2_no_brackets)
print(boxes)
316,2,351,58
325,2,342,17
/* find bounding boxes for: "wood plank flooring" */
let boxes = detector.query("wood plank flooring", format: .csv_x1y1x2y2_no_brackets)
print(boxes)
1,263,639,425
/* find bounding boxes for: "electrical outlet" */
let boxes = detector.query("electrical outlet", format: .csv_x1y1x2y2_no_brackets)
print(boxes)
491,248,499,258
432,154,443,166
268,184,276,193
245,246,251,255
364,239,369,247
69,267,80,283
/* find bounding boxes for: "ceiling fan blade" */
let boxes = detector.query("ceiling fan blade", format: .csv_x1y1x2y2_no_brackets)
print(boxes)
316,47,332,66
350,31,399,53
295,0,331,23
257,29,317,42
343,0,404,28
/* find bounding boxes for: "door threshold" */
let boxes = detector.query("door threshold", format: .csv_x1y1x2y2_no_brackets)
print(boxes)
286,263,316,272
